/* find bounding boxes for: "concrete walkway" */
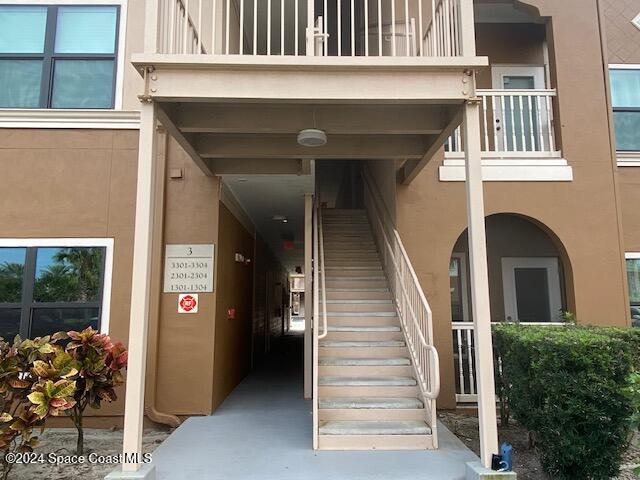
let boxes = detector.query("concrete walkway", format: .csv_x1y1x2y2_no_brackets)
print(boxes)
150,337,478,480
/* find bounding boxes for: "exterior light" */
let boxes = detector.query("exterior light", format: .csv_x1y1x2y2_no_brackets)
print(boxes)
297,129,327,147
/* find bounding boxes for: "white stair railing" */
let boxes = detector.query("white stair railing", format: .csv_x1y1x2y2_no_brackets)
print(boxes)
312,195,328,450
423,0,462,57
362,169,440,442
149,0,467,57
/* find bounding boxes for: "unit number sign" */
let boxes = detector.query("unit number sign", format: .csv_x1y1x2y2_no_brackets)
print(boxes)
163,244,215,293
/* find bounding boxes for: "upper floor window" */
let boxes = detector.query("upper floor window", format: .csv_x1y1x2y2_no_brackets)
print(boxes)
627,254,640,327
0,4,119,109
610,68,640,152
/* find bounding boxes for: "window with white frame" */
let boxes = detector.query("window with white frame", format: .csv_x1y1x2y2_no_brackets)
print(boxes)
0,4,120,109
0,240,112,340
610,68,640,152
627,253,640,327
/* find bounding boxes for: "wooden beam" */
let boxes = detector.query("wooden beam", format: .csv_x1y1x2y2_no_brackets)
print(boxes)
195,134,430,160
171,104,450,135
399,108,463,184
207,158,307,175
156,106,213,176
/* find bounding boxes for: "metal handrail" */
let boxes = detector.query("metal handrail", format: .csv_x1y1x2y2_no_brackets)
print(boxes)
312,193,328,450
318,204,328,340
362,170,440,401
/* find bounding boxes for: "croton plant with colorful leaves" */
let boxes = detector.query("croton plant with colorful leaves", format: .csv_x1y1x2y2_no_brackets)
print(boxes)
0,328,127,478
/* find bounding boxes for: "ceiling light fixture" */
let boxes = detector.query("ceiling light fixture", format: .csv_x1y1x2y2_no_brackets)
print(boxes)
297,128,327,147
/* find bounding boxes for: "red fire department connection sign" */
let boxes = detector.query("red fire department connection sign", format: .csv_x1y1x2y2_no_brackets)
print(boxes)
178,294,198,314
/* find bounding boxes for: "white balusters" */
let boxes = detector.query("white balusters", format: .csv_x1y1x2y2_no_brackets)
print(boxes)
452,322,475,402
152,0,471,57
446,90,559,156
424,0,461,56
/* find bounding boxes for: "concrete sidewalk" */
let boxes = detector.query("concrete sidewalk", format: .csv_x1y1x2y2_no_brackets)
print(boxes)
150,338,478,480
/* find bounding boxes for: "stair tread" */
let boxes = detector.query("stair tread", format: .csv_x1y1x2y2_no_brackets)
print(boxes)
327,312,397,317
326,288,390,292
325,299,392,304
319,357,410,366
319,397,423,409
320,340,405,347
319,376,417,386
327,326,400,332
325,266,381,270
319,420,431,436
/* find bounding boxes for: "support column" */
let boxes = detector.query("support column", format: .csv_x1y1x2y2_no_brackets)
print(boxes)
118,101,159,477
304,194,313,398
462,101,499,468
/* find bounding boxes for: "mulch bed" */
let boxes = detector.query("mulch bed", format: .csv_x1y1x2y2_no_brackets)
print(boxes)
439,411,640,479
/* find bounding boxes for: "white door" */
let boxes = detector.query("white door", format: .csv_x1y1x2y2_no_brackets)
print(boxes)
491,66,547,152
501,257,562,323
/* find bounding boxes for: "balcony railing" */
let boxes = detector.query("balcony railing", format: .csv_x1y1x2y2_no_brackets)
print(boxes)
150,0,471,57
445,89,559,156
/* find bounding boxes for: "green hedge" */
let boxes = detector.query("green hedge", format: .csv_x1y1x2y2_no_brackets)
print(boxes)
493,324,640,480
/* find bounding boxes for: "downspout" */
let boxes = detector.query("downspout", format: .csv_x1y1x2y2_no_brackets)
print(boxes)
144,127,182,427
595,0,632,325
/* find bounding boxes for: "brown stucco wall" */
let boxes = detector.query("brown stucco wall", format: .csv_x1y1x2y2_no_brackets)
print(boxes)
153,138,222,416
619,169,640,252
0,129,138,422
475,23,546,88
212,204,255,410
395,0,629,409
0,126,288,420
601,0,640,64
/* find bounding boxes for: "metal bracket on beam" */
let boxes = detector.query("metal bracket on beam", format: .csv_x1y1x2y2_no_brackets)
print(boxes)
138,66,156,104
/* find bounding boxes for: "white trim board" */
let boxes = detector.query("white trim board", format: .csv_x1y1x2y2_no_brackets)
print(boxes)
439,158,573,182
618,152,640,167
0,109,140,129
609,64,640,69
0,0,128,110
0,238,114,335
627,252,640,260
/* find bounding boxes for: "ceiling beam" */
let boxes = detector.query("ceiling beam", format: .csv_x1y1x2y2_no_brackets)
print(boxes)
156,106,213,176
207,158,307,175
399,108,464,184
170,104,450,135
195,134,430,160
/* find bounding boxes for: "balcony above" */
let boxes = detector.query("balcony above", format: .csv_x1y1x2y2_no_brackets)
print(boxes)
133,0,488,103
439,89,573,182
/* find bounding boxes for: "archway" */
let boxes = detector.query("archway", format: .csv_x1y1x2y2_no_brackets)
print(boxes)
449,213,574,403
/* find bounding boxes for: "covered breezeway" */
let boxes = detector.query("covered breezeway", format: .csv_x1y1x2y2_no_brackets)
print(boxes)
149,336,479,480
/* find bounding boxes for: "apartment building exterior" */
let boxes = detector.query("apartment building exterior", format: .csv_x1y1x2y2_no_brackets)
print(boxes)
0,0,639,476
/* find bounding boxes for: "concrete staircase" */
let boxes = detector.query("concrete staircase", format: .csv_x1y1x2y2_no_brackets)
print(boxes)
317,209,434,450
